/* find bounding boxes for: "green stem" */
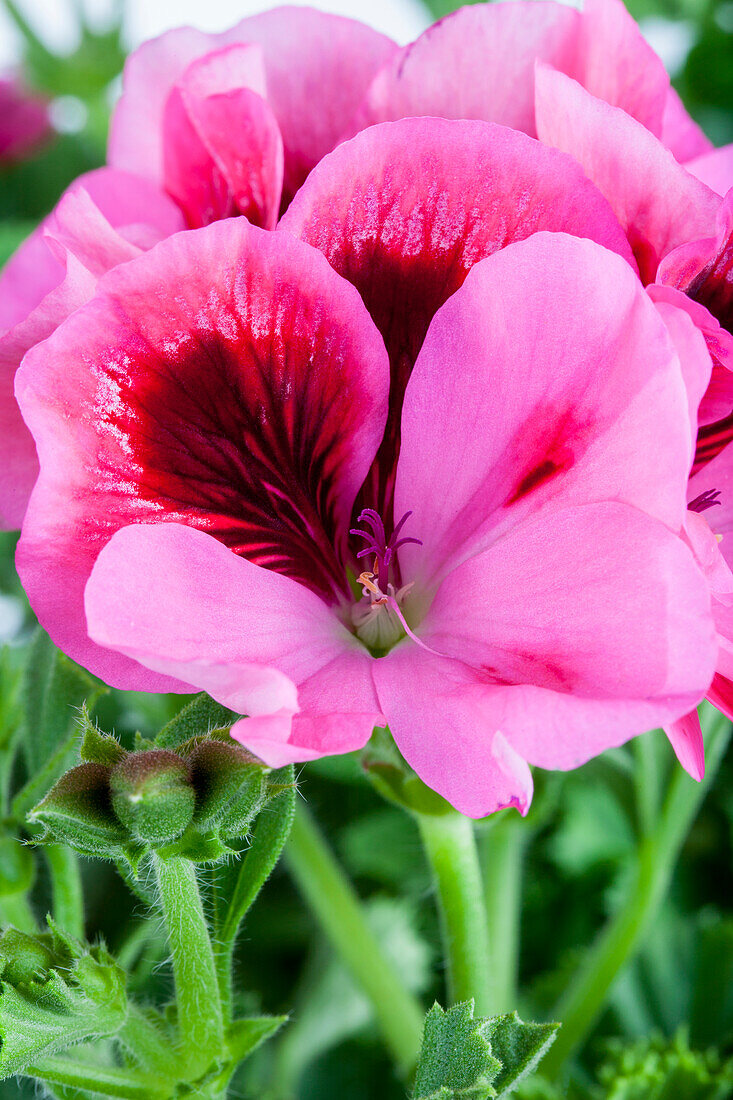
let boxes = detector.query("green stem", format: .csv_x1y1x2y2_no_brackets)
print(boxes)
479,813,527,1014
417,810,493,1015
45,845,84,938
632,730,663,837
152,854,224,1080
285,804,424,1077
0,891,36,932
26,1056,170,1099
118,1004,181,1078
543,705,731,1078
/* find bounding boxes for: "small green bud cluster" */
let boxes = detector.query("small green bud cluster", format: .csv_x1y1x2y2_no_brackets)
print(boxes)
29,718,281,866
0,920,127,1079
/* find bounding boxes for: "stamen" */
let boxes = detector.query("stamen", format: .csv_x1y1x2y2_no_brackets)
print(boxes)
690,488,722,513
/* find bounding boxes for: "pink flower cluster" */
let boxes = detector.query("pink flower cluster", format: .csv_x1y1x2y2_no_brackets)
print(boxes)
3,0,733,817
0,76,50,165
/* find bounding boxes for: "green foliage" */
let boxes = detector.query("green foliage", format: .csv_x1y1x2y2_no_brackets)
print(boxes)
412,1002,558,1100
0,920,127,1079
597,1033,733,1100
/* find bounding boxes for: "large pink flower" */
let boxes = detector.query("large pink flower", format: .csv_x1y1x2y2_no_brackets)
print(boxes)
15,210,715,817
108,7,397,224
348,0,710,163
0,76,50,164
0,169,184,529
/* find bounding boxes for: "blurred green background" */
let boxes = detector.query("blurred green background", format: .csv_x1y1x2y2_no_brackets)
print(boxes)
1,1,733,1098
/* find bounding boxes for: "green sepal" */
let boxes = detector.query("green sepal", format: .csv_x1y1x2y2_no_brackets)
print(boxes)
155,694,237,749
28,763,128,858
487,1013,559,1097
413,1001,502,1100
110,750,195,845
225,1015,288,1061
0,921,127,1079
79,708,127,767
362,727,453,817
157,830,236,864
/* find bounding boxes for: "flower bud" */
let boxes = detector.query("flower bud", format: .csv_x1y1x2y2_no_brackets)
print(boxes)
110,750,195,845
0,928,55,986
29,763,128,857
187,739,266,838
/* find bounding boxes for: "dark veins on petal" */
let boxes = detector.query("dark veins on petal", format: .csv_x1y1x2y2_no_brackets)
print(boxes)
92,328,351,602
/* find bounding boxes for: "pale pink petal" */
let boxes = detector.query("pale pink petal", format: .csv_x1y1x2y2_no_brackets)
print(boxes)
664,711,705,780
351,1,580,138
419,502,715,768
576,0,669,133
535,66,720,282
648,287,713,445
281,117,634,505
395,234,695,589
16,219,388,687
686,144,733,195
85,522,377,716
372,647,533,820
661,86,713,163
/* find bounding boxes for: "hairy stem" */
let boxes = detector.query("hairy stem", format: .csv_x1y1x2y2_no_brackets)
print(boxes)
417,810,493,1016
26,1056,170,1099
480,813,527,1014
285,803,424,1076
543,705,731,1077
45,845,84,938
152,854,224,1080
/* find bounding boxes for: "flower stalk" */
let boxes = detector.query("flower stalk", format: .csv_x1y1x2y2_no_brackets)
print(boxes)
285,803,424,1076
480,813,528,1015
152,854,224,1080
416,809,493,1016
543,704,731,1077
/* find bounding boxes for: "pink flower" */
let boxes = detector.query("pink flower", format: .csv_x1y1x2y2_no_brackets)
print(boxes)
0,169,184,529
348,0,710,164
0,76,50,164
15,202,715,816
108,8,397,225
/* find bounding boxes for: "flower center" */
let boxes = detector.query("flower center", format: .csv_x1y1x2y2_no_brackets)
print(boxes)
348,508,422,654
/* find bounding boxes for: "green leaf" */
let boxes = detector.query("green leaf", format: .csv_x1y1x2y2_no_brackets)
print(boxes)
12,633,103,821
597,1032,733,1100
79,709,126,767
155,693,236,749
413,1001,502,1100
218,765,296,945
225,1015,287,1062
488,1014,559,1097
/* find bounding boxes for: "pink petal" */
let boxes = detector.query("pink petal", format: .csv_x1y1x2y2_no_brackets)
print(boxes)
85,521,377,719
394,233,695,589
576,0,669,133
372,647,533,820
350,1,580,138
664,711,705,780
688,443,733,559
280,116,634,504
162,44,283,229
686,144,733,196
661,87,713,163
110,12,396,205
706,671,733,720
535,66,720,283
647,287,714,446
421,502,715,770
16,218,388,687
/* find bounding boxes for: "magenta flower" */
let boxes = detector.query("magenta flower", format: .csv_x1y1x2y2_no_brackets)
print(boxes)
108,7,396,225
15,199,715,815
0,170,184,529
0,76,50,164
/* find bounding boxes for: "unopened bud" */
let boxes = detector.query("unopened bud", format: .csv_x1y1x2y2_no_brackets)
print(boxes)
187,739,266,838
30,763,127,857
110,750,195,845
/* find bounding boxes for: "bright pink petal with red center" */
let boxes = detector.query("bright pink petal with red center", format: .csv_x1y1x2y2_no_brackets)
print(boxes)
349,1,580,138
85,522,382,754
535,67,720,283
0,170,183,530
372,648,533,820
662,88,714,164
109,11,396,207
16,219,389,688
419,502,715,770
280,117,634,506
394,233,696,590
162,44,283,229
